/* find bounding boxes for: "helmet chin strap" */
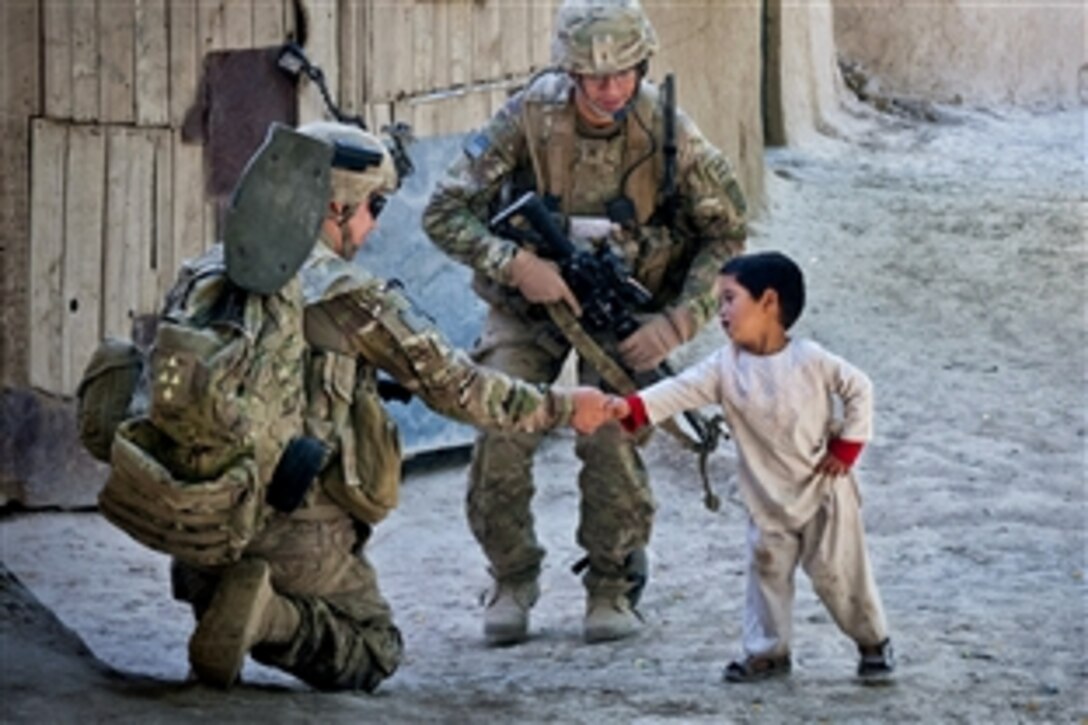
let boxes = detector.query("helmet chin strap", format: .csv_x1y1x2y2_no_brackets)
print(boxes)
329,203,357,259
338,220,354,257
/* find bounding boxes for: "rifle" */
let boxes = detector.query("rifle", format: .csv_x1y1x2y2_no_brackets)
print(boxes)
491,191,727,511
492,191,651,338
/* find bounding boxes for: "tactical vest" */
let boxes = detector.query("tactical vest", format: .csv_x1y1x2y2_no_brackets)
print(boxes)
474,74,697,316
518,74,664,225
96,247,308,567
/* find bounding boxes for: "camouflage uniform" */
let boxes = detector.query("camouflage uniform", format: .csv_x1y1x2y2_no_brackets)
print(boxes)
173,236,575,691
423,0,747,632
174,123,575,692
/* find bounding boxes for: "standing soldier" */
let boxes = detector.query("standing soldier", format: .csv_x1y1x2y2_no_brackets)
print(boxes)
423,0,748,646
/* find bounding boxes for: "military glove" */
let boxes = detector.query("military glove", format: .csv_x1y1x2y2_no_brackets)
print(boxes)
505,249,582,316
617,307,696,373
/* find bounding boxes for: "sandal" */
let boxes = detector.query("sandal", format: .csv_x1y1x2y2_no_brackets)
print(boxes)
723,654,792,683
857,638,896,682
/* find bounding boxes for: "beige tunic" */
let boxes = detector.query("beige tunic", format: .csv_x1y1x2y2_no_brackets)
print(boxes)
639,337,873,531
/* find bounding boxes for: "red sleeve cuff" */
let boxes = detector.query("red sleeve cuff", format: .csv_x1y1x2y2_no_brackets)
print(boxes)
621,394,649,433
827,438,864,467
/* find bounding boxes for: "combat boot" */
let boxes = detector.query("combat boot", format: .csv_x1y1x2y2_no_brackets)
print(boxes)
584,591,642,644
188,558,300,687
483,579,540,646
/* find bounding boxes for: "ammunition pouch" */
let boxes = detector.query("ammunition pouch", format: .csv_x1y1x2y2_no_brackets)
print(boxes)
319,363,403,525
76,338,146,462
148,318,252,455
99,418,267,567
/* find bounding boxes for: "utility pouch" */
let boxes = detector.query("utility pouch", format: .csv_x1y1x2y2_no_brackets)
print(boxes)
76,338,146,462
320,363,403,525
99,418,264,567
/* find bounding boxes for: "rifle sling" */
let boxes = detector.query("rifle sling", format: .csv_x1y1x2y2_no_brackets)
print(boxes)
545,302,720,512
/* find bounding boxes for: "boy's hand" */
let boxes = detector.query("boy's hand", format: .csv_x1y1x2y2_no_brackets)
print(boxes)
605,395,631,420
568,387,614,434
817,439,863,476
815,451,851,477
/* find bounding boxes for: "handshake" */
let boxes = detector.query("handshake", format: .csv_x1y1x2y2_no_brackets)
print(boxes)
565,387,634,435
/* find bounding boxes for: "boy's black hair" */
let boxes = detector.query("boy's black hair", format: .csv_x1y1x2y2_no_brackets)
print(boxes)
720,251,806,330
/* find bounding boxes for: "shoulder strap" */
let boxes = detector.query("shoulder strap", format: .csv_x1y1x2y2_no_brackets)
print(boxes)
524,79,664,224
521,74,578,215
622,81,664,225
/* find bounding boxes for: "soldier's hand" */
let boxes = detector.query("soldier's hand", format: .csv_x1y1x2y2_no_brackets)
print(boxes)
618,308,695,372
567,386,613,434
506,249,583,316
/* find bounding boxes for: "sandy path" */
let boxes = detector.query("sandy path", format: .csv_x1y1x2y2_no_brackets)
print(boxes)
2,105,1084,723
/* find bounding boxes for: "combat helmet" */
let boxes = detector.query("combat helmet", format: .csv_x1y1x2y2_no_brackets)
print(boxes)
296,121,399,208
224,121,399,295
551,0,658,75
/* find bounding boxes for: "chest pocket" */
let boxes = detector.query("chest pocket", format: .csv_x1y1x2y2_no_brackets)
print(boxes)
97,269,308,567
316,355,403,525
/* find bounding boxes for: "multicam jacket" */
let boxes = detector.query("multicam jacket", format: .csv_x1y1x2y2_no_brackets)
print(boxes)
300,240,573,435
423,71,748,331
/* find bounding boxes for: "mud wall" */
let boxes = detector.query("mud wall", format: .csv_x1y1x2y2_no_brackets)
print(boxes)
647,1,764,206
766,0,844,146
833,0,1086,108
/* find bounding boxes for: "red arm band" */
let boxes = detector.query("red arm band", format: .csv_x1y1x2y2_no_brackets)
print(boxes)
827,438,864,467
620,394,649,433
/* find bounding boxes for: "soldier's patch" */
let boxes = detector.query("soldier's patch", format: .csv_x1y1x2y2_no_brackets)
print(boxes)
382,279,437,329
724,177,748,217
705,154,734,183
704,154,748,216
464,131,491,160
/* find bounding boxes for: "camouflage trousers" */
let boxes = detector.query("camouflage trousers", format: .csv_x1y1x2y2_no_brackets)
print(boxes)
468,306,656,595
172,501,402,692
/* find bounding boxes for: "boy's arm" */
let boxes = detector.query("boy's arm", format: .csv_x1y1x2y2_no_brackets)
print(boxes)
817,439,864,475
818,348,874,473
830,352,874,442
610,351,724,432
603,394,648,433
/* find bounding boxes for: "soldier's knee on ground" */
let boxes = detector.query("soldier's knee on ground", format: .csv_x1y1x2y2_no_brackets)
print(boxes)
310,622,403,693
354,624,404,692
256,599,403,693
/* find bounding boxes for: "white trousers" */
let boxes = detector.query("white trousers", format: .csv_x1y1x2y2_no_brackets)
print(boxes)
742,477,888,658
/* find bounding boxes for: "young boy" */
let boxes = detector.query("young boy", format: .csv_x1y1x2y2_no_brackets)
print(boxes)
608,251,895,683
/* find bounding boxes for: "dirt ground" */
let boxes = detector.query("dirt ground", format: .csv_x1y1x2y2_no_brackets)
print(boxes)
1,101,1084,723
